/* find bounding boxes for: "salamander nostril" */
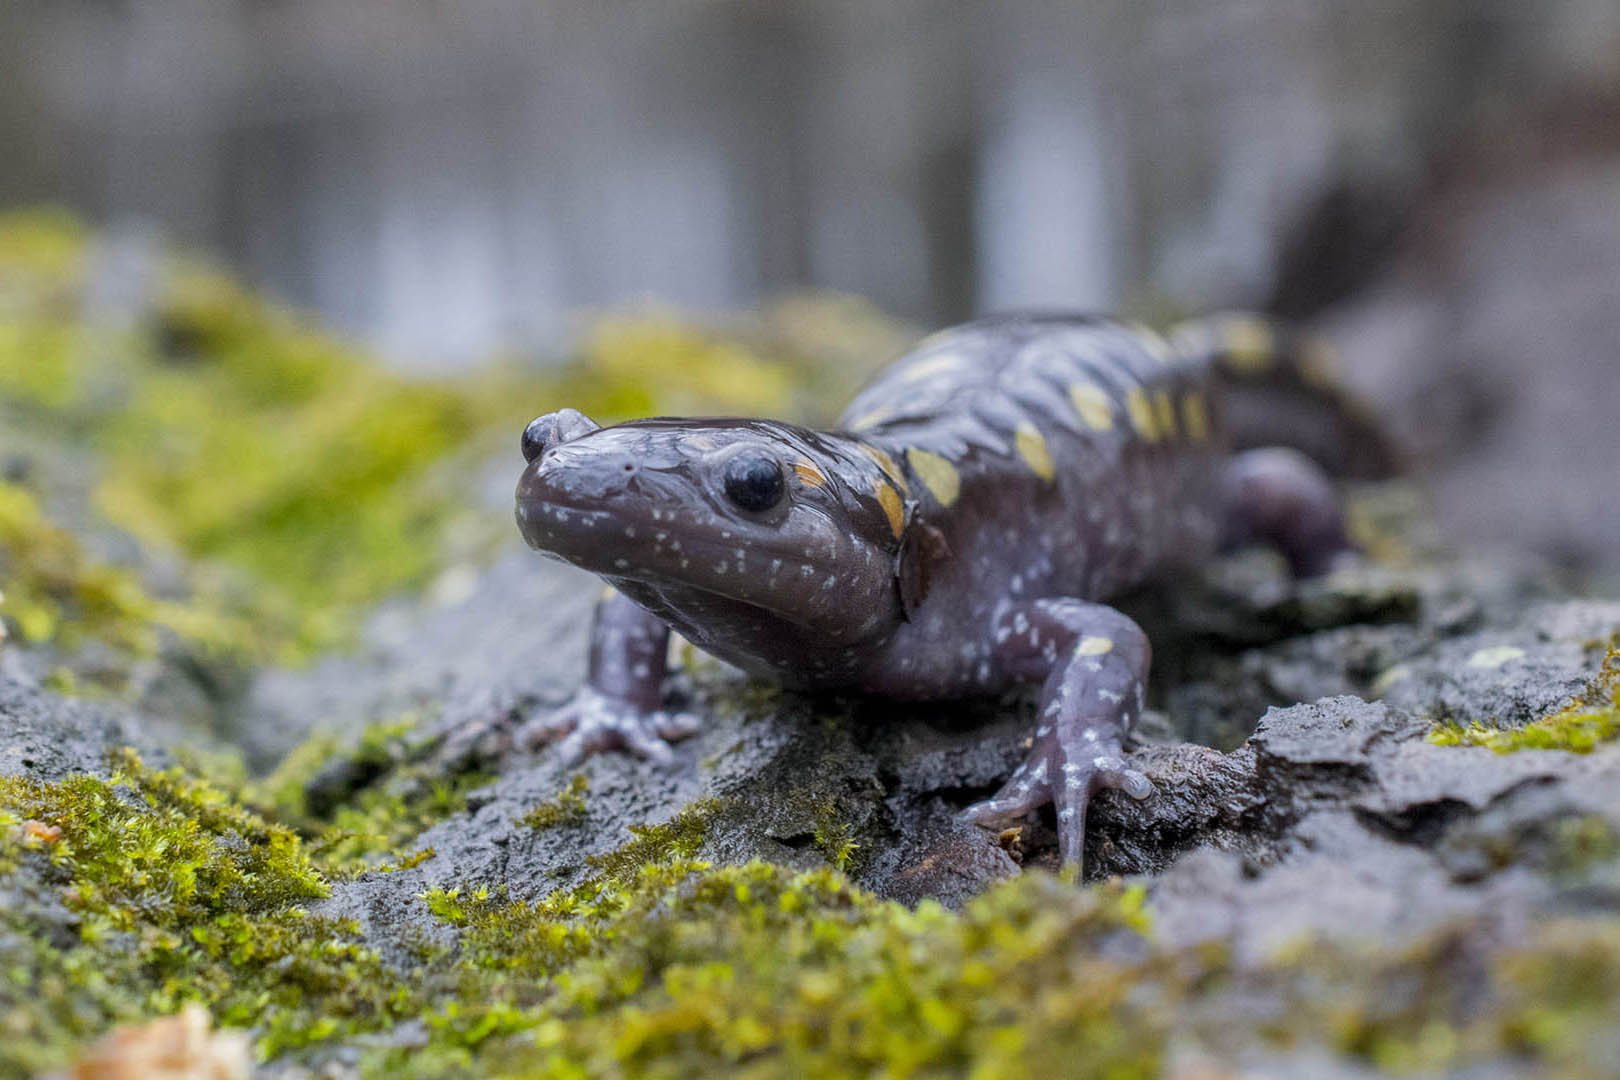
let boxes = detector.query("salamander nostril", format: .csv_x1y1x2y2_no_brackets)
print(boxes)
622,463,635,473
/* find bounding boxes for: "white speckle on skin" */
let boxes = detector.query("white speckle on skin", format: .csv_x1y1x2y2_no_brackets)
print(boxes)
614,558,629,569
624,526,636,538
714,561,728,575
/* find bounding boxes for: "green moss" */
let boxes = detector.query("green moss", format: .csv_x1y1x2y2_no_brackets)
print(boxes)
12,749,1620,1079
1254,918,1620,1078
252,718,494,876
0,482,158,657
582,798,722,883
0,208,91,412
393,865,1165,1080
1431,647,1620,753
0,751,413,1076
519,775,590,831
811,796,861,873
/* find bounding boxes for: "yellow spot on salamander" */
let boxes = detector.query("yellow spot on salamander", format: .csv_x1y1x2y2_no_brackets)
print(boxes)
1067,382,1114,431
1075,635,1114,656
847,405,894,431
899,352,969,382
1181,391,1210,441
1220,315,1276,375
905,447,961,507
793,461,828,487
1152,390,1178,438
858,443,910,496
1014,422,1055,480
1467,646,1526,670
1124,387,1159,441
874,480,905,538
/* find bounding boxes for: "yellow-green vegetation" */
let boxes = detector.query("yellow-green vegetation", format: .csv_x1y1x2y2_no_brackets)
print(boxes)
0,751,401,1075
519,774,590,831
1261,919,1620,1077
6,751,1620,1079
401,865,1161,1080
0,208,906,670
811,795,861,872
253,718,493,876
1431,646,1620,753
0,481,157,655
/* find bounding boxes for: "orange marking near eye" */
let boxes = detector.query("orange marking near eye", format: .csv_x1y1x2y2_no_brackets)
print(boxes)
874,481,905,538
793,461,828,487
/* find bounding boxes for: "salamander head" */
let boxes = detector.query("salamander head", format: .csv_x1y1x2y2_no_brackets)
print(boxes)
516,410,908,645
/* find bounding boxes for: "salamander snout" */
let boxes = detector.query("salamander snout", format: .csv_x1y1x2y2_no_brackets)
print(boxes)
521,408,601,464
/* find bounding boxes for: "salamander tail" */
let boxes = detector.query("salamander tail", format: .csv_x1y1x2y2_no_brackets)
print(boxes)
1170,312,1399,480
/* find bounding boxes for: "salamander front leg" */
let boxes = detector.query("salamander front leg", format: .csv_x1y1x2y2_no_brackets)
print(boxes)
516,588,700,765
962,599,1155,869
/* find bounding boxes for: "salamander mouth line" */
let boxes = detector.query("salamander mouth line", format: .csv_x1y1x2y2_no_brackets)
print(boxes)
519,495,833,621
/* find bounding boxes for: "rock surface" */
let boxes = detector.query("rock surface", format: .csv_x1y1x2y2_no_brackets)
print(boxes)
7,506,1620,1074
230,533,1620,954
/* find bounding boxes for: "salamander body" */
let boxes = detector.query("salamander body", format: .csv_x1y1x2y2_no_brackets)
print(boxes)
513,313,1389,867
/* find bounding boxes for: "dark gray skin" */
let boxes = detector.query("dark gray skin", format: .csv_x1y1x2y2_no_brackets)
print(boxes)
513,313,1386,869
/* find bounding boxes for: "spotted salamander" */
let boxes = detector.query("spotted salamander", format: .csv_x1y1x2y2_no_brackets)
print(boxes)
513,314,1392,868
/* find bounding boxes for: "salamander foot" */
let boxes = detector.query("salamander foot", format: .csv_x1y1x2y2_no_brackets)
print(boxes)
962,733,1154,870
515,687,701,766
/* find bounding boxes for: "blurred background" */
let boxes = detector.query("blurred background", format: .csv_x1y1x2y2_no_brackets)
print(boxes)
2,0,1618,597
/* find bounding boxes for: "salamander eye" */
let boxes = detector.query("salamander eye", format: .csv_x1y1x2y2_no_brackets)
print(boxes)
723,456,785,512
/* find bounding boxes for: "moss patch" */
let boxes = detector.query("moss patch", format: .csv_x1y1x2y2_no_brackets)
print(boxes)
0,751,406,1076
251,718,494,877
519,774,590,831
10,752,1620,1079
1431,646,1620,753
0,482,158,657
